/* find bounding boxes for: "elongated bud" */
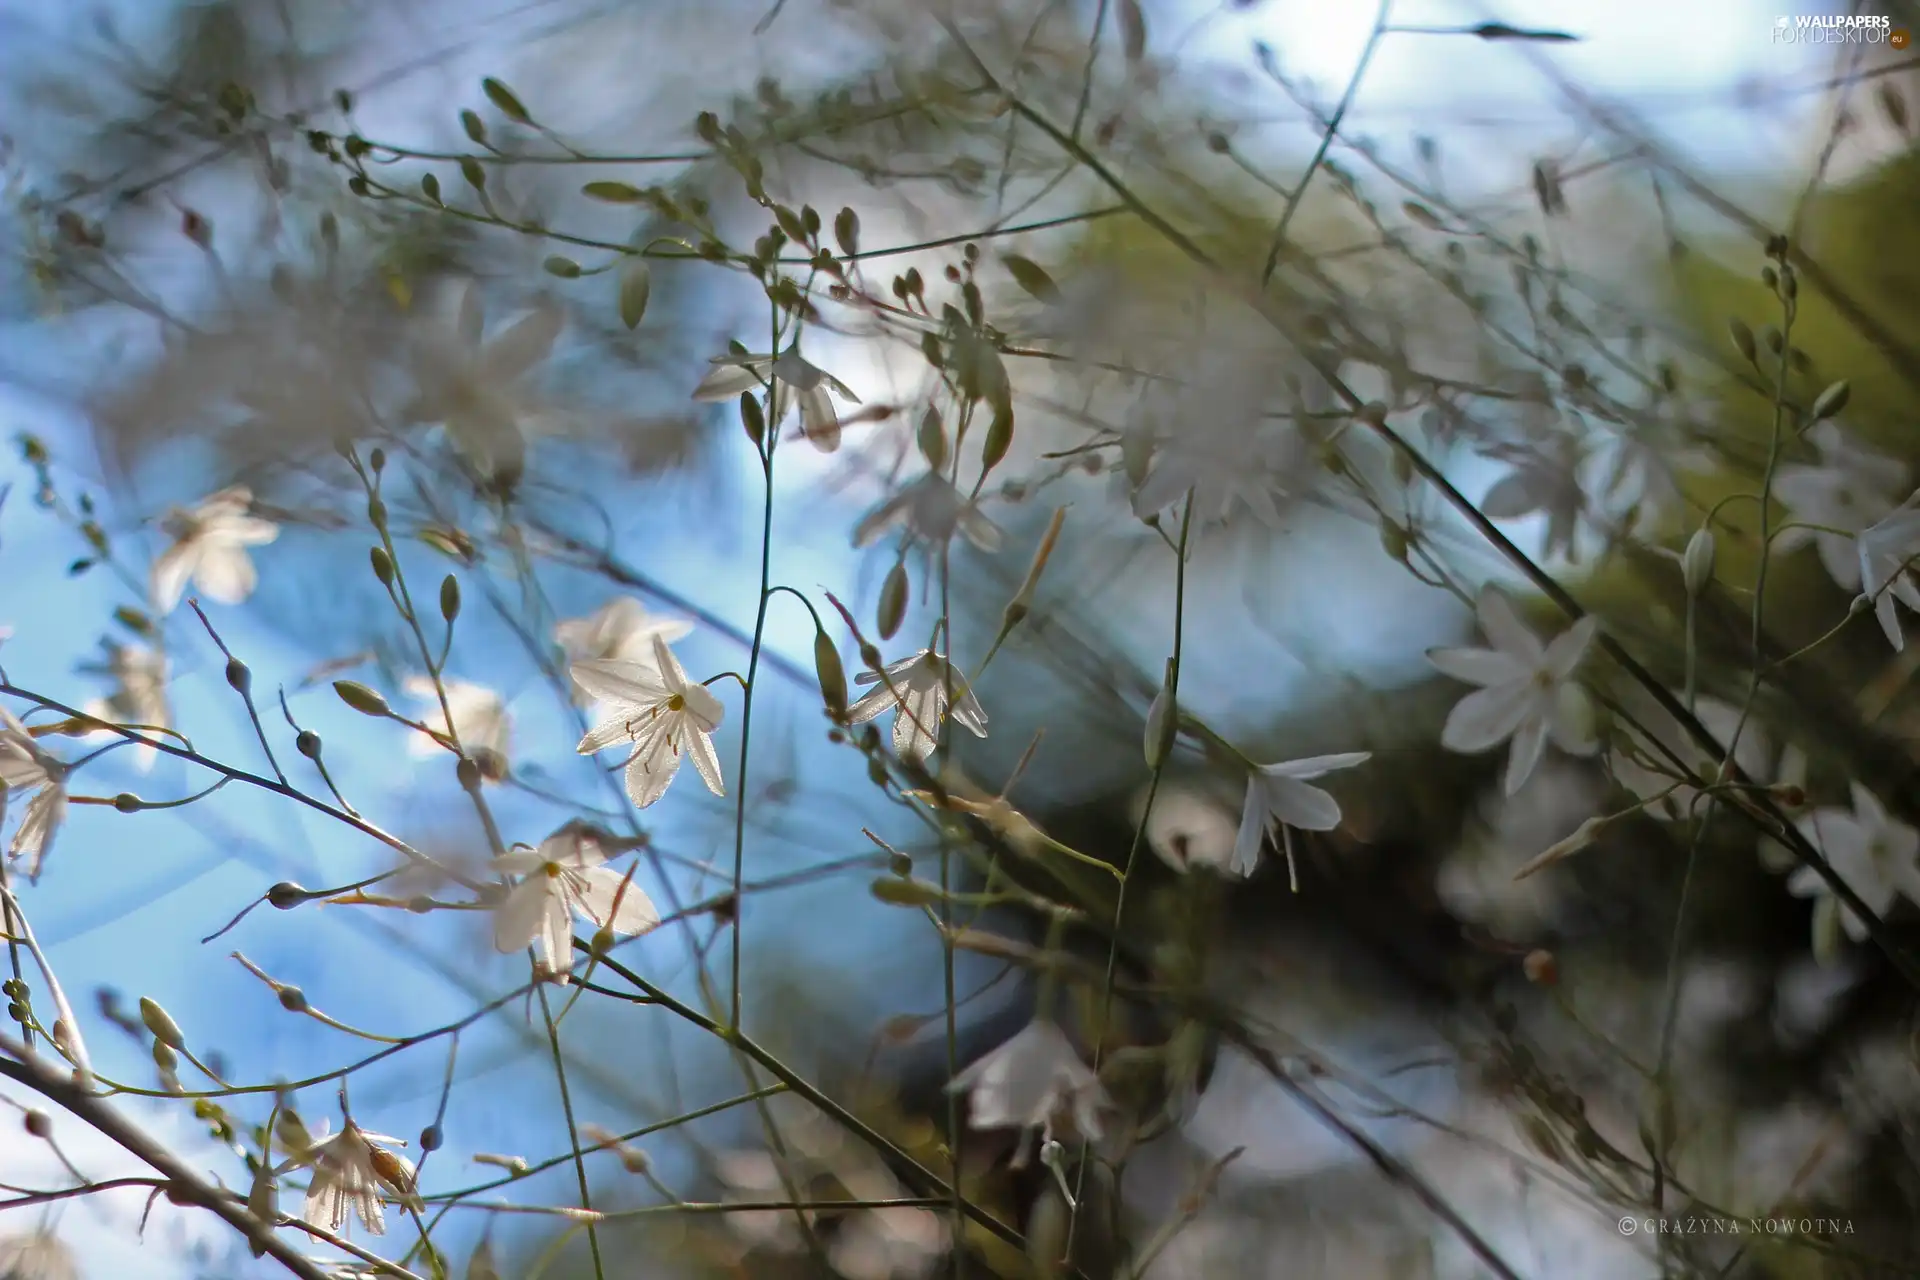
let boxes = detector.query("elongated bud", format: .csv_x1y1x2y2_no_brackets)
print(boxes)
1682,527,1715,598
225,657,252,694
981,395,1015,472
814,629,848,720
917,405,948,471
877,562,909,641
871,877,944,907
834,207,860,258
139,996,186,1050
1144,659,1177,768
1004,506,1067,629
334,680,391,717
1728,318,1757,364
370,546,395,586
618,259,651,329
1810,379,1850,423
113,792,142,813
440,574,462,622
1512,815,1606,881
247,1158,279,1251
739,391,765,446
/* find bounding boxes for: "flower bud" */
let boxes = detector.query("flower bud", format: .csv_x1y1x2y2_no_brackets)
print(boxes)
140,996,186,1050
153,1040,180,1073
1682,527,1715,598
439,574,461,622
277,986,308,1013
113,793,142,813
419,1123,444,1152
225,657,252,695
23,1110,51,1139
295,730,321,759
267,881,308,909
814,628,848,720
1728,318,1757,364
1144,660,1177,769
870,877,943,907
1810,379,1850,423
333,680,391,717
877,562,909,641
369,546,395,586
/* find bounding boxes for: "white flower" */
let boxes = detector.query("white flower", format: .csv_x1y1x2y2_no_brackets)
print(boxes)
79,641,170,772
1428,585,1598,796
831,1165,948,1280
403,283,563,487
1126,414,1316,530
1231,752,1371,877
1609,694,1774,822
1479,432,1586,562
1133,783,1238,873
490,823,660,979
149,486,279,614
405,678,512,780
573,634,725,809
1,706,69,882
692,347,859,453
553,597,693,705
845,650,988,763
1857,497,1920,650
1787,782,1920,945
945,1017,1108,1159
1772,422,1906,592
279,1119,418,1236
853,473,1002,554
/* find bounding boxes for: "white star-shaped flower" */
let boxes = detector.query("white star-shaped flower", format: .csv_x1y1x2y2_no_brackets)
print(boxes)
692,347,859,453
1479,432,1587,562
278,1119,418,1237
1788,782,1920,945
403,282,563,488
553,597,693,705
1857,497,1920,650
845,650,988,763
853,473,1002,554
405,678,512,780
1773,422,1906,592
573,634,725,809
1232,751,1371,877
149,486,279,614
79,641,170,772
1,706,70,882
490,823,660,979
945,1017,1108,1162
1428,585,1597,796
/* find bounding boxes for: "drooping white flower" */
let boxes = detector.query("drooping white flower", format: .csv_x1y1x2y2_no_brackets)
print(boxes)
1,706,70,882
405,678,512,780
553,597,693,705
573,634,725,809
79,640,170,772
853,473,1002,554
1231,752,1371,877
149,486,279,614
402,283,563,487
692,347,859,453
1786,782,1920,946
1133,783,1238,874
845,650,988,763
1773,422,1906,592
278,1119,418,1236
1428,585,1598,796
1478,431,1587,562
1609,693,1774,822
946,1017,1108,1160
490,823,660,979
1857,498,1920,650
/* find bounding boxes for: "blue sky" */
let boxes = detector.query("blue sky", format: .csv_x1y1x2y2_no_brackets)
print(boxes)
0,0,1860,1274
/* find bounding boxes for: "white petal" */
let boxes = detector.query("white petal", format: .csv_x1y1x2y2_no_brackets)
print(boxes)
1440,682,1532,753
1503,712,1549,796
1231,781,1266,877
1260,775,1343,831
1543,616,1597,679
1474,585,1545,664
192,547,258,605
571,866,661,937
683,727,726,797
1259,752,1370,781
1426,645,1523,687
492,878,553,954
150,543,199,614
570,659,669,707
691,363,762,402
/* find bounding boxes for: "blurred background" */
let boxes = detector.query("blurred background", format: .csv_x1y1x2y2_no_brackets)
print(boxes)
3,0,1920,1276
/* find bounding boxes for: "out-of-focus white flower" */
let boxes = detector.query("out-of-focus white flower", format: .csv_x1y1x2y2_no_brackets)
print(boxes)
1479,431,1587,562
490,823,659,979
1126,414,1317,531
1787,782,1920,946
1773,422,1906,592
278,1118,419,1236
553,597,693,705
402,283,563,487
1857,497,1920,650
946,1017,1108,1161
853,473,1002,554
0,1230,80,1280
1437,761,1599,935
831,1165,948,1280
405,678,512,780
1232,752,1371,877
1609,693,1774,822
1134,783,1238,873
80,640,170,772
573,634,725,809
149,486,279,614
845,650,987,763
1429,585,1597,796
692,347,858,453
1,705,69,882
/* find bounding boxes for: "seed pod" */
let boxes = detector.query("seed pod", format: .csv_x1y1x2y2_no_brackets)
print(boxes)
814,629,848,720
440,574,462,622
618,259,651,329
113,793,141,813
1810,379,1850,423
333,680,391,717
267,882,308,909
981,396,1015,473
295,731,321,759
225,658,252,694
871,877,943,907
834,207,860,258
917,405,948,471
481,78,532,124
420,1123,444,1153
1727,318,1757,364
877,562,909,641
277,987,308,1013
